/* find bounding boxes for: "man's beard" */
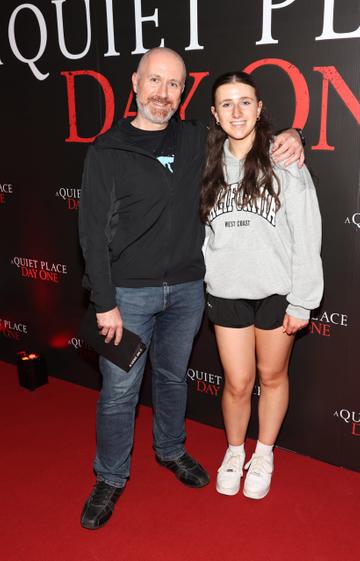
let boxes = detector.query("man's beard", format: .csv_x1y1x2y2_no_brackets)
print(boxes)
136,95,177,124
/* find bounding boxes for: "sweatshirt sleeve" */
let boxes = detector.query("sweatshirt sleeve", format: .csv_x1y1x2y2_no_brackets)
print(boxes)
202,224,211,257
79,144,117,313
280,163,324,320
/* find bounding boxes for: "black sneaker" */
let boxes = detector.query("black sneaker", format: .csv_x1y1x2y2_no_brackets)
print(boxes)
156,451,210,488
80,481,124,530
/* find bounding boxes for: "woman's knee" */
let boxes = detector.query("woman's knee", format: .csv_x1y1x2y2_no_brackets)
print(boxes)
258,365,288,389
224,374,254,399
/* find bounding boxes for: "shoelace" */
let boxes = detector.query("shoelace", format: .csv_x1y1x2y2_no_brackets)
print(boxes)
244,454,273,477
218,454,244,473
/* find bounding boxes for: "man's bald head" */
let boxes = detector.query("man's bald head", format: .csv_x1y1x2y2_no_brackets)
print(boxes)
136,48,187,83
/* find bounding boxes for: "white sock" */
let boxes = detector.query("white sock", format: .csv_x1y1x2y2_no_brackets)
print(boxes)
255,441,274,456
229,443,245,456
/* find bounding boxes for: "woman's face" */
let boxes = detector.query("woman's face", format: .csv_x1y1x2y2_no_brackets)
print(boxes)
212,82,262,144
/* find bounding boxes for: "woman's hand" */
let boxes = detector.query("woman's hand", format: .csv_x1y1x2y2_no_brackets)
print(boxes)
282,313,309,336
272,129,305,168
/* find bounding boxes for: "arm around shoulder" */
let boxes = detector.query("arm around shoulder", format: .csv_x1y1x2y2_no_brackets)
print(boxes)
281,162,324,318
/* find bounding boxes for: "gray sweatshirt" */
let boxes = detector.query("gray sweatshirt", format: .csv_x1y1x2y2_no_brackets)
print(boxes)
204,140,324,320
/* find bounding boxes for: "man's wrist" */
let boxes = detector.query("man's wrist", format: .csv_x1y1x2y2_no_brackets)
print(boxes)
294,128,306,147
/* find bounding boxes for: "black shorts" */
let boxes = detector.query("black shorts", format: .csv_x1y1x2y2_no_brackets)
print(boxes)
206,294,288,330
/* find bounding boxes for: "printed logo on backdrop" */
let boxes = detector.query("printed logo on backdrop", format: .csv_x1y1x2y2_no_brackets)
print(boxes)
0,183,14,205
56,187,81,211
0,317,28,341
187,368,223,397
333,409,360,437
187,369,261,397
11,256,68,284
68,336,96,361
344,212,360,231
2,2,359,147
308,310,348,337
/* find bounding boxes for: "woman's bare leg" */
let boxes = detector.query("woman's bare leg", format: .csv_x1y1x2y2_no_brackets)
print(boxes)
255,326,294,445
214,325,256,445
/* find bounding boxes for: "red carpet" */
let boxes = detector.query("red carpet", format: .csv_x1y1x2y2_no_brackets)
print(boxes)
1,360,359,561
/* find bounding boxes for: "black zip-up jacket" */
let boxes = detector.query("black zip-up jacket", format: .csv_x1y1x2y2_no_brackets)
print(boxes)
79,118,207,312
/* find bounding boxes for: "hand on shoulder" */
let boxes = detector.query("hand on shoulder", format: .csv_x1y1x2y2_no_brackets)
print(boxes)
271,129,305,168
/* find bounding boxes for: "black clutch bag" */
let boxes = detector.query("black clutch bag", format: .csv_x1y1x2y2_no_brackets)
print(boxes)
79,305,147,372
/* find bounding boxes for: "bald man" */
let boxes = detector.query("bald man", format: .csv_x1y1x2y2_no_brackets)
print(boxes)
79,48,304,529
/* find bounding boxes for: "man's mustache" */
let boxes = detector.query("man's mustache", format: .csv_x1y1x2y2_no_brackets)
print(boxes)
148,96,171,105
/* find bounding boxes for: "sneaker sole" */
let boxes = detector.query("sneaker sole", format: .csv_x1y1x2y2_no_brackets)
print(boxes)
216,483,240,496
243,486,270,500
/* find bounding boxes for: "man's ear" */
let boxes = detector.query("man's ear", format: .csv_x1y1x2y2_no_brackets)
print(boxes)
132,72,138,93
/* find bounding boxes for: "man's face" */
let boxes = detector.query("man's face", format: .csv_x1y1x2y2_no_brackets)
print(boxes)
132,51,185,128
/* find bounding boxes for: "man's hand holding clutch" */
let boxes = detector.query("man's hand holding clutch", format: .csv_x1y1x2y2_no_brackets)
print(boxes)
96,307,123,345
79,305,146,372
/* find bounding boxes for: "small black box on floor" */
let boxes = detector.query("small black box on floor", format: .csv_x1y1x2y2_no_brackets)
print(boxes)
17,352,48,391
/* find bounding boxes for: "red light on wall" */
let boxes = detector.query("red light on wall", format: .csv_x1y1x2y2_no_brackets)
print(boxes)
49,333,72,349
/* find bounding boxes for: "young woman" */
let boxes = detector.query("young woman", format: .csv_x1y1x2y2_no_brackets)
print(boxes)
200,72,323,499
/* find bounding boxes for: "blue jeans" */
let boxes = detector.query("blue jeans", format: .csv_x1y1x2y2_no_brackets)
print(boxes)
94,280,205,487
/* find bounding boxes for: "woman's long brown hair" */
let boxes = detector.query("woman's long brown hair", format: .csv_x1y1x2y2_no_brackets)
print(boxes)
200,71,280,224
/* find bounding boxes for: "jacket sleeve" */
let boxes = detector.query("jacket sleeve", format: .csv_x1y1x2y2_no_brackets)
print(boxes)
281,163,324,320
79,144,117,313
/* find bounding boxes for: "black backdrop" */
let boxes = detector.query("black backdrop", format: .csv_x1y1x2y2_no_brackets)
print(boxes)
1,0,359,471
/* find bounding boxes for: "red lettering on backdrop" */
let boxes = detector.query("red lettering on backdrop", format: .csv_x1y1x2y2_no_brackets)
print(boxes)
62,65,359,149
0,328,20,341
61,71,115,143
352,423,360,437
179,72,209,119
308,321,331,337
67,198,80,210
123,90,137,119
123,72,209,120
243,58,310,129
312,66,360,151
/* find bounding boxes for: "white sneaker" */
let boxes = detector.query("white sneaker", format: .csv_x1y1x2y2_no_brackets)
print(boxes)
243,453,274,499
216,449,245,496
